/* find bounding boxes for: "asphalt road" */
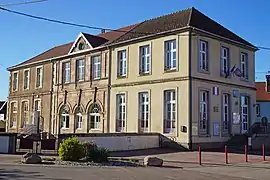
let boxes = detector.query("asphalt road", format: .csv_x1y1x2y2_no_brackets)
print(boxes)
0,164,253,180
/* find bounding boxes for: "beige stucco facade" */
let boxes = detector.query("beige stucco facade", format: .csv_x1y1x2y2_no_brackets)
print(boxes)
109,30,256,148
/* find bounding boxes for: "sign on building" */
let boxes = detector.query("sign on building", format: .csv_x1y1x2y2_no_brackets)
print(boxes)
0,114,4,121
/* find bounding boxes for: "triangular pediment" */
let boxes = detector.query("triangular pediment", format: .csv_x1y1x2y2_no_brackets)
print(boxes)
68,33,92,54
69,32,109,54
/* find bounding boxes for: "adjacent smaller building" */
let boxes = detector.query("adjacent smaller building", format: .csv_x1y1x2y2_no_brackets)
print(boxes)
256,81,270,122
0,101,7,132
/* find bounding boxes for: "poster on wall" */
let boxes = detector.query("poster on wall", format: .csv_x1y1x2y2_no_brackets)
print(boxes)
0,114,4,120
213,122,220,136
233,113,240,124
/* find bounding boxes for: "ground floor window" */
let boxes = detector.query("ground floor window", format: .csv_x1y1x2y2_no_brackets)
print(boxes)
199,90,209,134
164,90,176,133
89,103,101,130
241,95,249,133
139,92,149,132
75,107,83,129
222,94,230,133
60,105,70,129
116,94,126,132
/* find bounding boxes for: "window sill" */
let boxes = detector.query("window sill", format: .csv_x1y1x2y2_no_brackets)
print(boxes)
61,128,70,130
138,72,151,76
164,68,177,73
240,78,249,82
198,134,210,137
92,78,101,81
89,129,101,131
117,76,127,79
76,80,85,83
198,69,210,74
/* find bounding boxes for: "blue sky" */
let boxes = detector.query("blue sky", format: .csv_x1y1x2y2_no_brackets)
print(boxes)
0,0,269,100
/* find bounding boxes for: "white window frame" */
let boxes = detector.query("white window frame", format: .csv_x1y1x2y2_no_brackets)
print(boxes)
117,50,127,77
23,69,30,90
139,92,149,132
221,47,229,74
10,101,17,128
21,100,29,128
199,40,209,71
76,59,85,81
12,71,18,91
240,52,248,79
89,104,101,130
222,94,230,132
36,66,43,88
164,40,177,70
92,55,101,80
61,113,70,129
63,61,71,83
116,93,126,132
139,45,151,74
34,99,41,112
76,112,83,129
199,90,209,134
241,95,249,133
256,104,260,117
164,90,176,134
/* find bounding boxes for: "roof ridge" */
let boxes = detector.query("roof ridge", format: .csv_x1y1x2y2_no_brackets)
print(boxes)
189,8,256,48
106,22,143,45
187,7,194,26
144,7,192,23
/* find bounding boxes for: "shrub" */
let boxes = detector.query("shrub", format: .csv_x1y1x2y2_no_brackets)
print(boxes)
58,137,84,161
86,147,109,163
81,141,97,157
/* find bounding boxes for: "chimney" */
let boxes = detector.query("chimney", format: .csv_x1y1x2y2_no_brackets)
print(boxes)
101,29,106,34
266,75,270,92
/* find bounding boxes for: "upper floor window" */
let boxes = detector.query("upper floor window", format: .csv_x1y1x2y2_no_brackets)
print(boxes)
10,102,17,128
12,72,18,91
240,52,248,79
139,45,151,74
199,40,209,71
164,90,176,134
63,62,71,83
117,50,127,77
221,47,229,74
92,55,101,80
23,70,30,90
139,92,149,132
36,67,43,88
116,93,126,132
164,40,176,70
76,59,85,81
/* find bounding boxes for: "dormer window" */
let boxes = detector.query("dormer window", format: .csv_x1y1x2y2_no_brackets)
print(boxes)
78,42,85,50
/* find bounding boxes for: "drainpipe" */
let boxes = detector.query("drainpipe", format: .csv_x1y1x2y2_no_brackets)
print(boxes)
188,28,193,150
48,59,54,138
105,45,112,133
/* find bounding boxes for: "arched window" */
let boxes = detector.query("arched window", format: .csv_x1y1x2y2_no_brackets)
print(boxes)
88,103,101,130
75,106,83,129
60,105,70,129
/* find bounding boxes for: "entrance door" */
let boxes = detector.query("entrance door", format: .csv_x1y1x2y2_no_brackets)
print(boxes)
241,96,249,134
